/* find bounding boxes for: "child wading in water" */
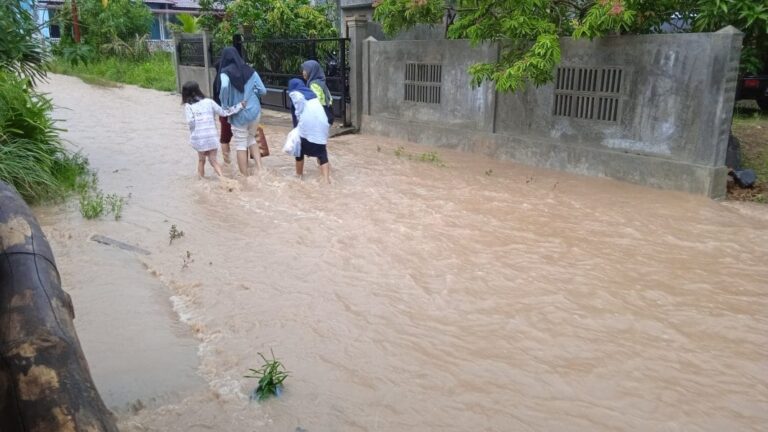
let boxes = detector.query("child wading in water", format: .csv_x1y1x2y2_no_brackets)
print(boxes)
182,81,244,178
288,78,331,183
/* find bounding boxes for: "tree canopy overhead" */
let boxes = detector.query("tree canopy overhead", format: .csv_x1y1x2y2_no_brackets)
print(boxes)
373,0,768,92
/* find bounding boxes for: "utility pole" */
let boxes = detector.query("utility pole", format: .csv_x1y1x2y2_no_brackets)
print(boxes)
71,0,81,43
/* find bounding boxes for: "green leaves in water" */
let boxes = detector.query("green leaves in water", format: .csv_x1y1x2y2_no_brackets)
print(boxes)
394,146,446,167
245,350,289,401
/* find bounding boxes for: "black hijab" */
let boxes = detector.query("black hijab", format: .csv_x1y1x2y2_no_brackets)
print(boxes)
217,47,255,93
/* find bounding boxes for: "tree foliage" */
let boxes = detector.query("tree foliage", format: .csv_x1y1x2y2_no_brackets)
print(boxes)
169,13,202,34
57,0,153,48
374,0,768,92
694,0,768,74
218,0,337,41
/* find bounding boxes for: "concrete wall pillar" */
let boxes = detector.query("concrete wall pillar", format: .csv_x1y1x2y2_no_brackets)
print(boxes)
171,31,182,92
362,36,377,124
347,15,370,130
201,30,213,97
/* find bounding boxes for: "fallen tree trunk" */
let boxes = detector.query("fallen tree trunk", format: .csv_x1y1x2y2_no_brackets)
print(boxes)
0,182,118,431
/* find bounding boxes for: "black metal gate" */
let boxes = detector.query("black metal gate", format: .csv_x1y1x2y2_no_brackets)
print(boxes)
214,36,350,126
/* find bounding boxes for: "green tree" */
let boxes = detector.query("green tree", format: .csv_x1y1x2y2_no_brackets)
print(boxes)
220,0,337,40
59,0,153,48
212,0,338,73
373,0,768,92
693,0,768,74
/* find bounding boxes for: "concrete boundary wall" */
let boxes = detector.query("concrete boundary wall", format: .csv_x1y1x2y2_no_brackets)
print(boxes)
362,28,743,197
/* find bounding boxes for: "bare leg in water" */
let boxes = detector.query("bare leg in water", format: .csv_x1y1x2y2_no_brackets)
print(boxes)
206,149,224,177
237,150,250,176
295,159,304,179
295,158,330,183
221,142,231,164
197,152,206,178
248,144,263,171
319,162,330,184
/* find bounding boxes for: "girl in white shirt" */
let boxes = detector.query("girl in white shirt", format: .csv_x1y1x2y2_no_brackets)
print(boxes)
182,81,244,178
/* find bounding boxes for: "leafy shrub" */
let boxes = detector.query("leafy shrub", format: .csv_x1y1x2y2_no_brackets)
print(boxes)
0,71,88,202
0,0,49,85
79,189,106,219
168,13,201,34
61,43,95,66
100,34,150,61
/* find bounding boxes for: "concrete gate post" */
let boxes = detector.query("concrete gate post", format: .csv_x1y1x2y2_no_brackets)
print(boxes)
171,30,182,92
347,15,370,130
202,30,213,97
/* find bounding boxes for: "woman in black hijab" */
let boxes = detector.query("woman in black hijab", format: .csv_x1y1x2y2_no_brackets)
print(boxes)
216,47,267,176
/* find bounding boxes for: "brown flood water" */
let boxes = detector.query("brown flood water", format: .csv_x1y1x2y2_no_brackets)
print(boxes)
34,74,768,431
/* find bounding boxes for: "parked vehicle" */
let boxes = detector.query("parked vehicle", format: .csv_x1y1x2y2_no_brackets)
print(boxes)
736,73,768,111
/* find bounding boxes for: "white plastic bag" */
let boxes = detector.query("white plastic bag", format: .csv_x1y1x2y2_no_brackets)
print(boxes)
283,128,301,155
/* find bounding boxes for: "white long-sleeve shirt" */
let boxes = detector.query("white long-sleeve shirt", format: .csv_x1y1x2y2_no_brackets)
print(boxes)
289,91,330,145
184,98,241,151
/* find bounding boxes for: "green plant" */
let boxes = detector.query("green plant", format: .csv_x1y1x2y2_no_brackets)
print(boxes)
106,193,125,220
418,151,443,165
169,13,201,34
245,350,289,401
0,1,50,85
393,146,445,166
77,179,127,220
169,224,185,245
100,34,150,61
0,71,90,203
79,189,106,219
58,0,153,50
61,43,95,67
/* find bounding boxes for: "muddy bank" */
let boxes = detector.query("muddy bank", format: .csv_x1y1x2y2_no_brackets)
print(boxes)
35,74,768,431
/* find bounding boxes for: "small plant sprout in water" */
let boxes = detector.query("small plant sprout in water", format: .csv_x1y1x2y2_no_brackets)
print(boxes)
245,350,289,401
394,146,446,167
169,224,185,245
182,251,193,269
485,169,493,176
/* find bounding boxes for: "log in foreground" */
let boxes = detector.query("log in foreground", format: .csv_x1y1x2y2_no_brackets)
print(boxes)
0,182,118,431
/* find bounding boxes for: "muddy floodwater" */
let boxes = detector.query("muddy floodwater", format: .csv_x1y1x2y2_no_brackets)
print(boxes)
33,75,768,431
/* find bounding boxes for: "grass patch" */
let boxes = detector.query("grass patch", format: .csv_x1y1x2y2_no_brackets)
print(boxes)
50,52,176,92
730,106,768,203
